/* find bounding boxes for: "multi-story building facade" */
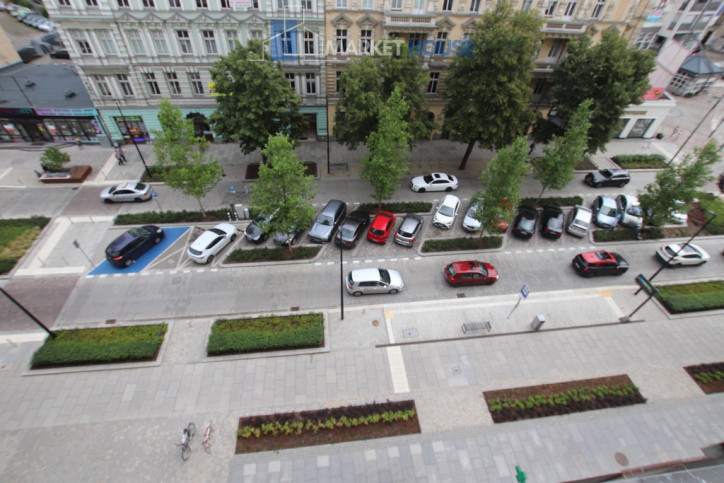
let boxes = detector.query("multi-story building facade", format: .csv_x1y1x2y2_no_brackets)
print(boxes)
43,0,327,146
631,0,722,52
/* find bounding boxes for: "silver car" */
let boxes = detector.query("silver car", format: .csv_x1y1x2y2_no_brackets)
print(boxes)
462,202,482,232
100,182,152,203
346,268,404,296
591,196,618,228
566,205,593,238
394,214,423,247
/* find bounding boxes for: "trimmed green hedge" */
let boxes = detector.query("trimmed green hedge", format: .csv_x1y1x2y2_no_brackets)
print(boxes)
0,216,51,275
612,154,668,169
697,196,724,235
593,227,663,242
226,246,320,263
656,280,724,314
520,196,584,208
31,324,167,368
207,313,324,355
421,236,502,252
357,201,432,213
114,209,231,225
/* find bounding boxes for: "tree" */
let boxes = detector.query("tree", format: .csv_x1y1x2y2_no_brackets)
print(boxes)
152,98,223,217
209,40,305,156
540,29,655,154
533,99,592,200
40,146,71,172
334,41,435,149
250,134,317,251
361,88,412,208
638,141,719,226
473,137,531,234
443,2,543,170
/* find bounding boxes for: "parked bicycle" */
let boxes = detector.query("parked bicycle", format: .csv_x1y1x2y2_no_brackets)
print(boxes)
177,422,196,461
201,422,213,453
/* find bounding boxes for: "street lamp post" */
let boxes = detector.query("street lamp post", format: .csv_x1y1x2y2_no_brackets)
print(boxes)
0,288,56,339
113,99,153,180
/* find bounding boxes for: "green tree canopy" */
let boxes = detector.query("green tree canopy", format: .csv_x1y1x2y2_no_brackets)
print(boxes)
361,88,412,208
639,141,720,226
152,98,223,217
250,134,317,250
533,99,592,200
443,2,543,170
540,29,655,153
40,146,71,171
209,40,305,156
334,41,435,149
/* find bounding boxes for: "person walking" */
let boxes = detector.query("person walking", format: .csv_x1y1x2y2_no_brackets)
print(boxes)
115,146,126,165
75,137,84,150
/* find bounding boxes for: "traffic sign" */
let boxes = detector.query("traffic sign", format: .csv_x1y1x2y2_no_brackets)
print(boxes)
520,285,530,299
635,274,658,296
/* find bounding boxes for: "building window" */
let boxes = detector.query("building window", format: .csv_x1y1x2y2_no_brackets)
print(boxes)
391,0,401,9
442,0,453,11
462,31,473,42
427,72,440,93
166,72,181,95
521,0,532,11
533,78,546,95
144,73,161,95
548,39,564,58
250,30,264,40
360,29,372,54
221,0,230,7
544,1,557,16
225,30,238,51
362,0,373,8
142,0,155,7
86,0,98,6
564,1,576,16
591,0,605,18
75,38,93,54
189,72,204,95
305,73,316,94
285,73,296,91
128,30,146,55
336,0,347,7
281,30,292,54
469,0,480,12
196,0,208,7
117,74,134,96
169,0,180,7
409,32,423,49
98,30,117,55
304,31,315,54
301,0,312,8
203,30,218,54
277,0,288,8
151,30,169,55
434,32,447,55
177,30,193,54
92,75,111,96
58,0,71,5
336,71,342,92
336,29,347,54
634,32,655,50
117,0,129,6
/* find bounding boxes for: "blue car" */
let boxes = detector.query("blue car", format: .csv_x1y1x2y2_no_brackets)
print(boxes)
105,225,164,268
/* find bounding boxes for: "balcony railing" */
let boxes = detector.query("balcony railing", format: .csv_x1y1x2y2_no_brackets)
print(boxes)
383,14,436,28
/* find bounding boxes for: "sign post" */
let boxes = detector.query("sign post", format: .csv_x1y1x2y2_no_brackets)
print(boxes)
621,274,659,322
507,285,530,319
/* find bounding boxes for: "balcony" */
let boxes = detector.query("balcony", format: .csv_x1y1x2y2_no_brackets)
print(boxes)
383,14,436,30
541,21,587,38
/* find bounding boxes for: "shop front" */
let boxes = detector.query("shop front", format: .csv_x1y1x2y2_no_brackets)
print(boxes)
113,115,151,144
0,107,104,144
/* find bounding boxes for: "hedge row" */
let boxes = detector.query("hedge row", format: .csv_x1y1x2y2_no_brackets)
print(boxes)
697,196,724,235
114,209,232,225
0,217,51,275
520,196,584,208
656,281,724,313
226,246,320,263
593,227,663,242
357,201,432,214
421,236,503,252
207,313,324,355
611,154,668,169
31,324,167,368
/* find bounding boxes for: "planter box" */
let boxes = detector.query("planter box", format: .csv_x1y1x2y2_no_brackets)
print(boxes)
40,165,92,184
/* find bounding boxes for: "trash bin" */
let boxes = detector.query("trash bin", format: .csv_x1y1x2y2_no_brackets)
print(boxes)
530,314,545,331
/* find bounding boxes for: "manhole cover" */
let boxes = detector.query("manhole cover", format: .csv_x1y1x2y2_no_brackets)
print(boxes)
402,329,418,338
105,319,116,325
614,452,629,466
372,320,379,327
172,276,182,285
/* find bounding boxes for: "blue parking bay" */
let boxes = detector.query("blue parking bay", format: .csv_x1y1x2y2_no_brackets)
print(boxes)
89,227,188,275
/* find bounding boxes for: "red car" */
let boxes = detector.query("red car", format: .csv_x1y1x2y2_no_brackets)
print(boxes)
572,251,629,277
444,260,499,286
367,211,397,243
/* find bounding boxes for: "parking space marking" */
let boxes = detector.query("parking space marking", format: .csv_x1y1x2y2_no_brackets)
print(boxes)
27,217,71,271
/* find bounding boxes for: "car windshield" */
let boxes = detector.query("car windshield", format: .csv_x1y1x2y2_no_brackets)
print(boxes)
439,205,453,217
601,206,617,217
108,184,120,193
128,227,149,237
626,205,641,216
601,169,613,177
379,269,390,284
340,228,355,238
371,228,384,236
210,228,225,236
470,262,487,275
318,215,333,226
549,213,564,230
423,174,434,183
447,265,456,276
134,183,147,190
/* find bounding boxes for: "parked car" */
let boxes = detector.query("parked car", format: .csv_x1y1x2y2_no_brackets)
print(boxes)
335,210,370,248
410,172,458,192
37,21,55,32
105,225,164,268
655,243,710,267
308,199,346,243
244,210,276,244
367,211,396,244
512,206,538,239
17,46,41,63
591,195,619,228
394,214,423,247
444,260,498,286
572,250,629,277
584,168,631,188
566,205,593,238
615,194,643,229
187,223,238,264
540,206,564,239
42,32,64,47
100,182,152,203
273,225,306,247
462,202,482,232
346,268,404,296
49,49,70,59
432,194,460,229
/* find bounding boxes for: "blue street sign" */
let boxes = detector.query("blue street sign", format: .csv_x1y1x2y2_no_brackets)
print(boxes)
229,185,236,194
520,285,530,299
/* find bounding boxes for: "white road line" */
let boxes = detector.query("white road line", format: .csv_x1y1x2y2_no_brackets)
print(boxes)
383,309,410,394
16,266,86,276
604,295,625,318
0,167,12,182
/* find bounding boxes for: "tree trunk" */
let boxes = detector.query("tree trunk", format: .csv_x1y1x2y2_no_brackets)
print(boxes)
196,197,207,220
536,186,546,204
458,140,476,170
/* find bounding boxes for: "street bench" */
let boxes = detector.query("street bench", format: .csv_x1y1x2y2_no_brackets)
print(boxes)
461,321,491,335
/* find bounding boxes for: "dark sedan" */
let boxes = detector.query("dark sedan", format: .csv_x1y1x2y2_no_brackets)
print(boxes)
335,210,370,248
512,206,538,239
105,225,164,268
540,206,564,239
572,251,629,277
273,225,306,247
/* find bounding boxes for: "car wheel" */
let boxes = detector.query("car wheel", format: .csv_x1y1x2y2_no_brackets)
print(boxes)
418,188,426,193
207,255,214,264
231,234,237,242
154,237,161,244
134,197,143,202
388,289,399,294
353,291,363,297
124,258,134,267
445,187,452,192
595,183,602,188
103,198,113,204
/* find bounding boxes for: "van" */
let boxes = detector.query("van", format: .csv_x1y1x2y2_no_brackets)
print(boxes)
566,205,593,237
308,200,346,243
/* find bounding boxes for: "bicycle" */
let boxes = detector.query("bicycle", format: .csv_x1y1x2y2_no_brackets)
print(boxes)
201,422,213,453
177,422,196,461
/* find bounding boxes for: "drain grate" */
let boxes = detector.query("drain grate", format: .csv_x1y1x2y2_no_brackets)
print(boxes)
457,293,466,298
105,319,116,325
402,329,418,338
290,306,299,311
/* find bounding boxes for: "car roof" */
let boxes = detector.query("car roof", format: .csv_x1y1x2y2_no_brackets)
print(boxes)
668,243,703,256
598,195,617,207
400,214,422,225
581,251,615,264
350,268,381,282
441,194,460,205
191,230,221,249
451,260,482,272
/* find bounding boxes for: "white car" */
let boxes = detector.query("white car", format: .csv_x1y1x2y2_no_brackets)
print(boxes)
655,243,710,267
410,172,458,193
346,268,404,296
187,223,238,264
433,194,460,229
462,202,482,232
100,182,152,203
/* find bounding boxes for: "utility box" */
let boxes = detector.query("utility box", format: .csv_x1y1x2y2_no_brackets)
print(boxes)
234,204,244,220
530,314,545,331
242,207,250,219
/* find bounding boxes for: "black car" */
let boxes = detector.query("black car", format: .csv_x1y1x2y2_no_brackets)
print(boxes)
572,251,629,278
244,210,276,244
273,225,306,247
335,210,370,248
49,49,70,59
394,214,424,247
105,225,164,268
512,206,539,239
584,169,631,188
540,206,564,239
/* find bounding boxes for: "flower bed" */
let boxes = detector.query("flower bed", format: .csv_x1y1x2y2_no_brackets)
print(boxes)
483,375,645,423
685,362,724,395
421,236,502,252
236,400,419,454
225,245,320,263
